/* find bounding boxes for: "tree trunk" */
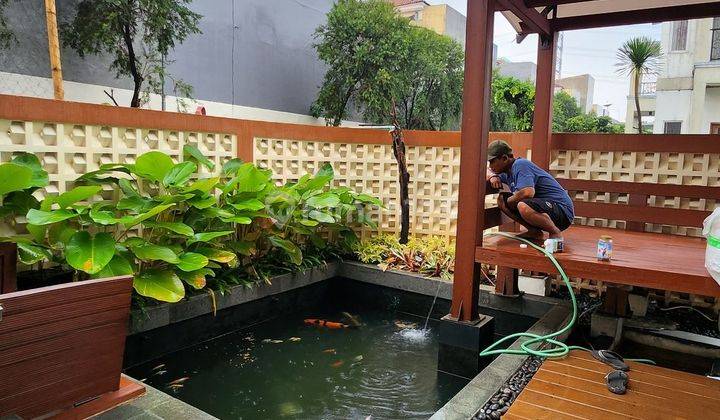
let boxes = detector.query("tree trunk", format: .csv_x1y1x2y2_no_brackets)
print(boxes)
121,22,143,108
634,71,643,134
390,124,410,244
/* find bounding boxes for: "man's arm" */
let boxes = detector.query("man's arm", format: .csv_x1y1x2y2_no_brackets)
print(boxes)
505,186,535,209
487,168,502,189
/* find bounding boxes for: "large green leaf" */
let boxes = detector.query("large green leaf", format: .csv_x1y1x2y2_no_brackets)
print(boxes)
268,236,303,265
229,198,265,211
187,194,216,209
133,269,185,302
26,209,77,225
354,193,383,207
48,224,77,246
177,268,214,289
2,190,40,216
57,186,103,209
163,161,197,187
92,253,134,279
184,177,219,194
134,151,175,182
222,163,271,194
129,243,180,264
123,203,175,228
176,252,209,272
0,163,33,197
16,241,52,265
306,193,340,208
66,231,115,274
89,205,134,225
196,247,237,264
187,230,234,245
144,221,194,237
11,153,49,188
308,210,335,223
183,145,215,171
222,158,244,175
301,163,334,192
117,196,150,212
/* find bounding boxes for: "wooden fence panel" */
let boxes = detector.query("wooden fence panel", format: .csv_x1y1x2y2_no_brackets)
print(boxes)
0,276,132,419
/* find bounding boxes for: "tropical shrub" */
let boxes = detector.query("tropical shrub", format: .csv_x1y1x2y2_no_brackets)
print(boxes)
355,235,455,281
0,148,380,303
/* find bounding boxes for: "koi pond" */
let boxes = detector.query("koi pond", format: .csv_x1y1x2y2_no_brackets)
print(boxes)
125,277,545,419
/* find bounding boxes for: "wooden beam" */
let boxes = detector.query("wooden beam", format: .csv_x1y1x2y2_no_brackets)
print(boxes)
450,0,495,322
531,32,557,169
551,2,720,31
44,0,64,100
497,0,551,37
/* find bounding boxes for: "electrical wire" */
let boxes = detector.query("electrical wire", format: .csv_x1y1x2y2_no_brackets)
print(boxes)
478,232,655,365
659,305,718,323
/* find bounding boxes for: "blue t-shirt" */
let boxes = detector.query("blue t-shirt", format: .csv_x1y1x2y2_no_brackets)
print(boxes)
498,158,574,220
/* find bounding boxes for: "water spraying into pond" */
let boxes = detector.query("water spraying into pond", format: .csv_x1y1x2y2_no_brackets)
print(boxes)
127,305,467,419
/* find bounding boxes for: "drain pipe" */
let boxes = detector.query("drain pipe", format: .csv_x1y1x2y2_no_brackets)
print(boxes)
623,330,720,359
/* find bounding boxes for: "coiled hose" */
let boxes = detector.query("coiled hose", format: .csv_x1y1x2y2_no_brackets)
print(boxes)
478,232,655,365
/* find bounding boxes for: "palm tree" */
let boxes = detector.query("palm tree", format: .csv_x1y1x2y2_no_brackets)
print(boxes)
616,37,662,134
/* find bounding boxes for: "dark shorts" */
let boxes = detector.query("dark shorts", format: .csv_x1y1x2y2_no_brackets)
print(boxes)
517,198,572,231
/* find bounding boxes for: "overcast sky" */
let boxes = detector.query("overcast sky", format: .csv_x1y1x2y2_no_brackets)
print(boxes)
427,0,662,122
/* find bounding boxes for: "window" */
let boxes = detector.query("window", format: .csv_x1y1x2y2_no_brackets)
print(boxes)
671,20,688,51
712,17,720,60
664,121,682,134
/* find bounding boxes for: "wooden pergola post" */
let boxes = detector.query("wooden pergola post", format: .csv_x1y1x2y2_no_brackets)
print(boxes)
45,0,64,100
450,0,495,322
531,32,557,170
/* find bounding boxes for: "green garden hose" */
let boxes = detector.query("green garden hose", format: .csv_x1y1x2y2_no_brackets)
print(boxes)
478,232,655,365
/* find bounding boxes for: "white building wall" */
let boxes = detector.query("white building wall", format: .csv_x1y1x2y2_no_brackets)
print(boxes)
0,71,359,126
652,90,692,133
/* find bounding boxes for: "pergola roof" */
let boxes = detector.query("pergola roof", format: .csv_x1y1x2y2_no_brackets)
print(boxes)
498,0,720,36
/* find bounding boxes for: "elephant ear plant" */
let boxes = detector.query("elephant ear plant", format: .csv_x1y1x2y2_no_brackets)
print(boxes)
1,147,382,304
0,153,51,264
216,161,382,284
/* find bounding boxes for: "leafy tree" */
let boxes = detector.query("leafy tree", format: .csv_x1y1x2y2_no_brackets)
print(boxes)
616,37,662,134
490,74,535,131
0,0,14,49
394,27,464,130
311,0,411,126
61,0,202,108
311,0,463,130
552,90,582,131
565,112,624,133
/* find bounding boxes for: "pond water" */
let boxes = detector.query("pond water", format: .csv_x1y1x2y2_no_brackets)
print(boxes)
127,306,468,419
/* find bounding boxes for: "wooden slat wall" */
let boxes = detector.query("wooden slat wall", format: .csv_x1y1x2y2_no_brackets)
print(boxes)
0,276,133,418
0,243,16,294
506,350,720,419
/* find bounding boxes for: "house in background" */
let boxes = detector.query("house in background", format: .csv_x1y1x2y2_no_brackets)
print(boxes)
556,74,595,113
625,18,720,134
392,0,473,51
496,58,537,83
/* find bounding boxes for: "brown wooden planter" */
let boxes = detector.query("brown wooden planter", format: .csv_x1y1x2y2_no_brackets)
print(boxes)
0,242,17,294
0,275,137,418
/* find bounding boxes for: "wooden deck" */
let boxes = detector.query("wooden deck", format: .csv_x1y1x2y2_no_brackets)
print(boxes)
476,225,720,297
504,350,720,419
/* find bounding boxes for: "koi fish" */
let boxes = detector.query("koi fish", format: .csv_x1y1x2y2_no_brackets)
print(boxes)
304,319,351,329
394,321,418,329
153,370,167,376
341,311,362,327
322,348,337,354
167,377,190,386
331,360,344,368
288,337,302,342
151,363,165,371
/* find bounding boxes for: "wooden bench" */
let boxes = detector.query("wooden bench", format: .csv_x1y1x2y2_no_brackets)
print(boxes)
476,178,720,303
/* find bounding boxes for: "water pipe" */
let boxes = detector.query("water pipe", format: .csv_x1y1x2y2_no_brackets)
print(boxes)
478,232,655,365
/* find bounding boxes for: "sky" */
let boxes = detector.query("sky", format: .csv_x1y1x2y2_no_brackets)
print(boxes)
426,0,662,122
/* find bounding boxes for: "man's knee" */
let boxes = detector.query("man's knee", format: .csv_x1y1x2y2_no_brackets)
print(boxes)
517,201,534,219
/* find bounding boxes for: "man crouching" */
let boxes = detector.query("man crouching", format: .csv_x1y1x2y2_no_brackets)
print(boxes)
486,140,574,242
